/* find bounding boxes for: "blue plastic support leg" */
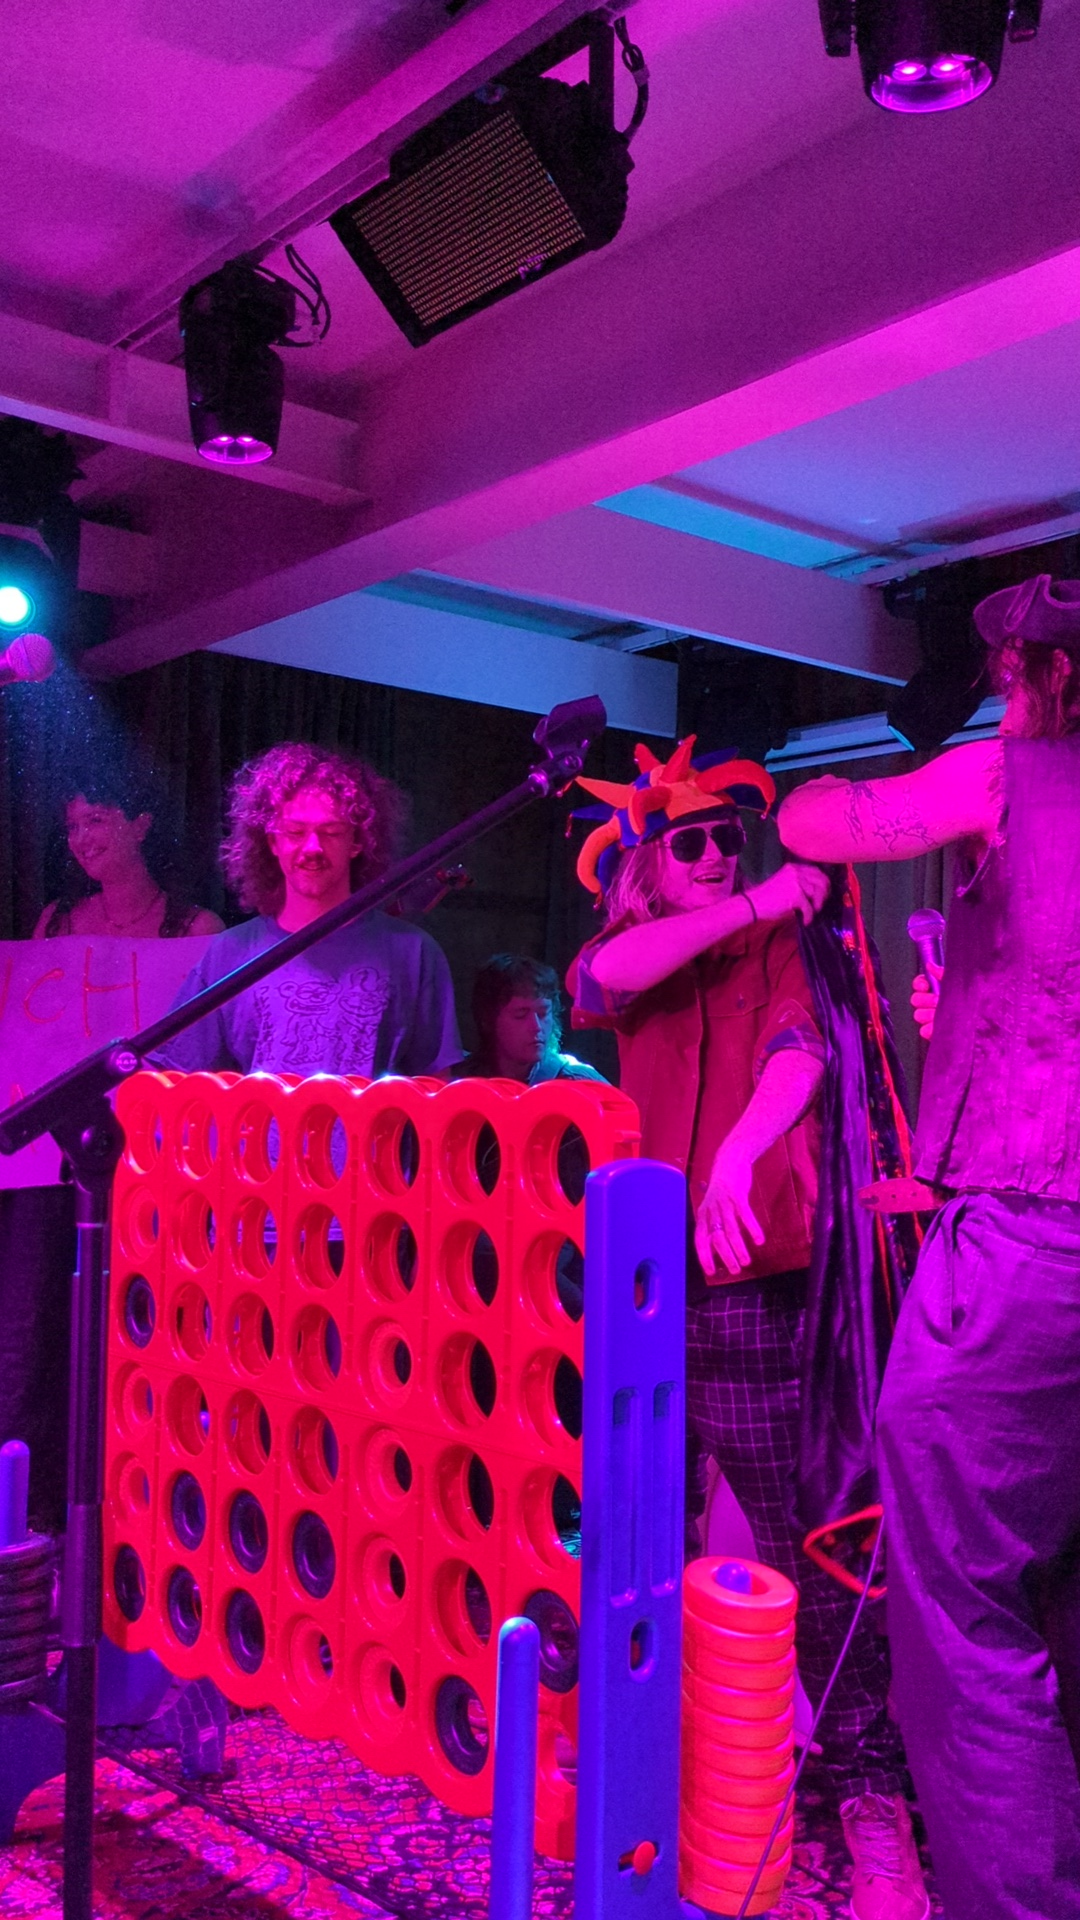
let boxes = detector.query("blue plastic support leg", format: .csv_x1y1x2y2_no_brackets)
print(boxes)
576,1159,702,1919
0,1439,30,1548
489,1617,541,1920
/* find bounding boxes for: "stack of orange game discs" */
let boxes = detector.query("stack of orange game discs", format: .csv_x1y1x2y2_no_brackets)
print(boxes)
679,1556,798,1915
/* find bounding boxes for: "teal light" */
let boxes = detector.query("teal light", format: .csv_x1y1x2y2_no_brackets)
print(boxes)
0,585,32,627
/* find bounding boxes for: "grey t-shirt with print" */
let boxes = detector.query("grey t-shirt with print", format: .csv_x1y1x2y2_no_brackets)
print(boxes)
157,910,461,1079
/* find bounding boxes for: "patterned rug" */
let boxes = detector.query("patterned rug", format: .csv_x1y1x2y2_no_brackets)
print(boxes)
1,1708,942,1919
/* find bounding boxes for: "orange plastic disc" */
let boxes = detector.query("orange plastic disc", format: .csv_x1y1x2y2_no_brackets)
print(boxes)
680,1835,789,1899
682,1612,795,1666
681,1806,793,1866
682,1691,794,1750
682,1752,795,1808
677,1793,787,1838
683,1666,793,1722
684,1735,795,1784
678,1874,779,1920
684,1558,797,1636
684,1638,797,1694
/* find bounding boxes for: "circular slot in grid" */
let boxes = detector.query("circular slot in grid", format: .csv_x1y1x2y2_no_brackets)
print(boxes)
435,1447,495,1540
119,1191,159,1260
112,1544,146,1622
358,1428,414,1514
122,1274,156,1349
112,1453,151,1523
175,1099,219,1179
359,1319,414,1410
295,1105,349,1189
170,1282,213,1363
170,1471,207,1550
523,1589,579,1693
441,1222,499,1314
524,1234,584,1327
295,1205,346,1289
232,1103,280,1183
434,1676,489,1777
122,1102,163,1175
522,1350,583,1446
439,1112,503,1204
291,1305,342,1391
225,1588,266,1674
171,1194,217,1272
166,1376,210,1457
290,1406,339,1494
352,1643,408,1734
228,1490,269,1573
522,1470,581,1568
434,1560,493,1656
224,1390,271,1475
167,1565,203,1647
227,1294,275,1375
292,1511,337,1600
356,1534,409,1623
231,1199,278,1278
114,1364,155,1437
365,1109,421,1196
524,1118,591,1212
362,1214,418,1299
437,1334,497,1428
285,1614,336,1704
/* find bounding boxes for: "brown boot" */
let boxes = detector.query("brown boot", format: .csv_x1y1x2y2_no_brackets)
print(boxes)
839,1792,930,1920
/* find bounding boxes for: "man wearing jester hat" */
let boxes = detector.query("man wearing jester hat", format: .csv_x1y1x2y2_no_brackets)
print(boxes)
570,738,928,1920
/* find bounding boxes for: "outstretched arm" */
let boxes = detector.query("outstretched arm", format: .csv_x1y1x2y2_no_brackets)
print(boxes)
777,739,1003,864
695,1049,825,1277
589,863,830,994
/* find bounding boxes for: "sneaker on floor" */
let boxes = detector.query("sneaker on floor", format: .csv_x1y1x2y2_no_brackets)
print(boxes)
840,1792,930,1920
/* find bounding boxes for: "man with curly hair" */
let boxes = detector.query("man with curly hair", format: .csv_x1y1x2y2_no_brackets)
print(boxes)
159,743,461,1078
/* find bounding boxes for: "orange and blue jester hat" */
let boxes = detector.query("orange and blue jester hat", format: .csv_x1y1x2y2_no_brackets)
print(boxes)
573,735,776,897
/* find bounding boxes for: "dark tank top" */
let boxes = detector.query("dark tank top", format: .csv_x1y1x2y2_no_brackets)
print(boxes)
916,736,1080,1197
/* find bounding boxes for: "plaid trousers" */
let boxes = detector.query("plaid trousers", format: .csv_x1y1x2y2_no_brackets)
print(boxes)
685,1269,907,1804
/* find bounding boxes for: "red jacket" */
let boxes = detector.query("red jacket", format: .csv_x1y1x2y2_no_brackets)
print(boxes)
569,914,823,1283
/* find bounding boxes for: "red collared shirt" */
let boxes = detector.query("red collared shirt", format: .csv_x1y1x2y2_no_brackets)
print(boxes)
568,914,824,1283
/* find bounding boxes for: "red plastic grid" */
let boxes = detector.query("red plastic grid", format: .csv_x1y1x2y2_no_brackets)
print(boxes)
103,1069,639,1860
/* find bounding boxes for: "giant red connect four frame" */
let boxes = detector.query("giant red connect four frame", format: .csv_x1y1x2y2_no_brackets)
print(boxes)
103,1070,639,1859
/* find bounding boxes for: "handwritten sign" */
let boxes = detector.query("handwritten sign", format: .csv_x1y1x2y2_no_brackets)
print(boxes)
0,935,213,1188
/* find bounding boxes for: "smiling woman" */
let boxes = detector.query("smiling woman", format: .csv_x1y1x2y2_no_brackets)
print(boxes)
33,762,222,941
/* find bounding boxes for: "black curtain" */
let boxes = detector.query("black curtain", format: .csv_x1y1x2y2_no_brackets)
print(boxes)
0,652,657,1073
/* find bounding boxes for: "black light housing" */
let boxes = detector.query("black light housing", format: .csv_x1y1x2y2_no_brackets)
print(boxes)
885,564,988,748
819,0,1040,111
180,261,296,465
330,14,634,345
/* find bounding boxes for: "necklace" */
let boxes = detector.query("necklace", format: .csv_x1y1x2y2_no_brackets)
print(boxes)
98,887,165,934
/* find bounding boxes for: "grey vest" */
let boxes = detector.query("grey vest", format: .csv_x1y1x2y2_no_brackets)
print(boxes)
916,736,1080,1197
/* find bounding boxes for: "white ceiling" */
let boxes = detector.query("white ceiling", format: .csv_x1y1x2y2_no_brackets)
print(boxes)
5,0,1080,719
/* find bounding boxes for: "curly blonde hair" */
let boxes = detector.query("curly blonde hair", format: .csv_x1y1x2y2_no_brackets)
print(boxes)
222,743,406,916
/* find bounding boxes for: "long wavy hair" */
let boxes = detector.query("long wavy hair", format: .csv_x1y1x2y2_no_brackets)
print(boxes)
42,763,203,938
990,638,1080,738
221,742,406,916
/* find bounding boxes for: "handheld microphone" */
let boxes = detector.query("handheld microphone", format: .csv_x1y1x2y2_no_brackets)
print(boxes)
907,907,945,998
0,632,55,686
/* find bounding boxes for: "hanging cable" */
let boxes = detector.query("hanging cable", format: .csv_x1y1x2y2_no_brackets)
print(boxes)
614,16,649,139
280,245,332,345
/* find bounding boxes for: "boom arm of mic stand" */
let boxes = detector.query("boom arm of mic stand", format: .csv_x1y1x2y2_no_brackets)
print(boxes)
0,689,607,1155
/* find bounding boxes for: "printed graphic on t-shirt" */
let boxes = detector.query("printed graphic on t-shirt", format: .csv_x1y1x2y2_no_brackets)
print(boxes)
250,966,391,1074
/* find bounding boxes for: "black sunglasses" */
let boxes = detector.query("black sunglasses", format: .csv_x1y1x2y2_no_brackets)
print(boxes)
665,818,746,863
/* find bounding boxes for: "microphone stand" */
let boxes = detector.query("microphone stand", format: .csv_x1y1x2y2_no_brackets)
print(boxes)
0,695,605,1920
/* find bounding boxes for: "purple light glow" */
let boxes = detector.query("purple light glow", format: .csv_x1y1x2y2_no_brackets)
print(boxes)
197,432,274,466
871,51,993,112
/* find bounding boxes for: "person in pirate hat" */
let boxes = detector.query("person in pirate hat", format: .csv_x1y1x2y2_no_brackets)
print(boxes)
780,574,1080,1920
569,737,928,1920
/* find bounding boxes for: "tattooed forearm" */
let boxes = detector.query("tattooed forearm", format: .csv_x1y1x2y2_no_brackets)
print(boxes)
845,780,936,853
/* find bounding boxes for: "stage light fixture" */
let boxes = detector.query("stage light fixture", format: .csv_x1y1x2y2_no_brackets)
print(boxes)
329,13,645,345
0,529,61,645
818,0,1041,112
180,250,330,466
